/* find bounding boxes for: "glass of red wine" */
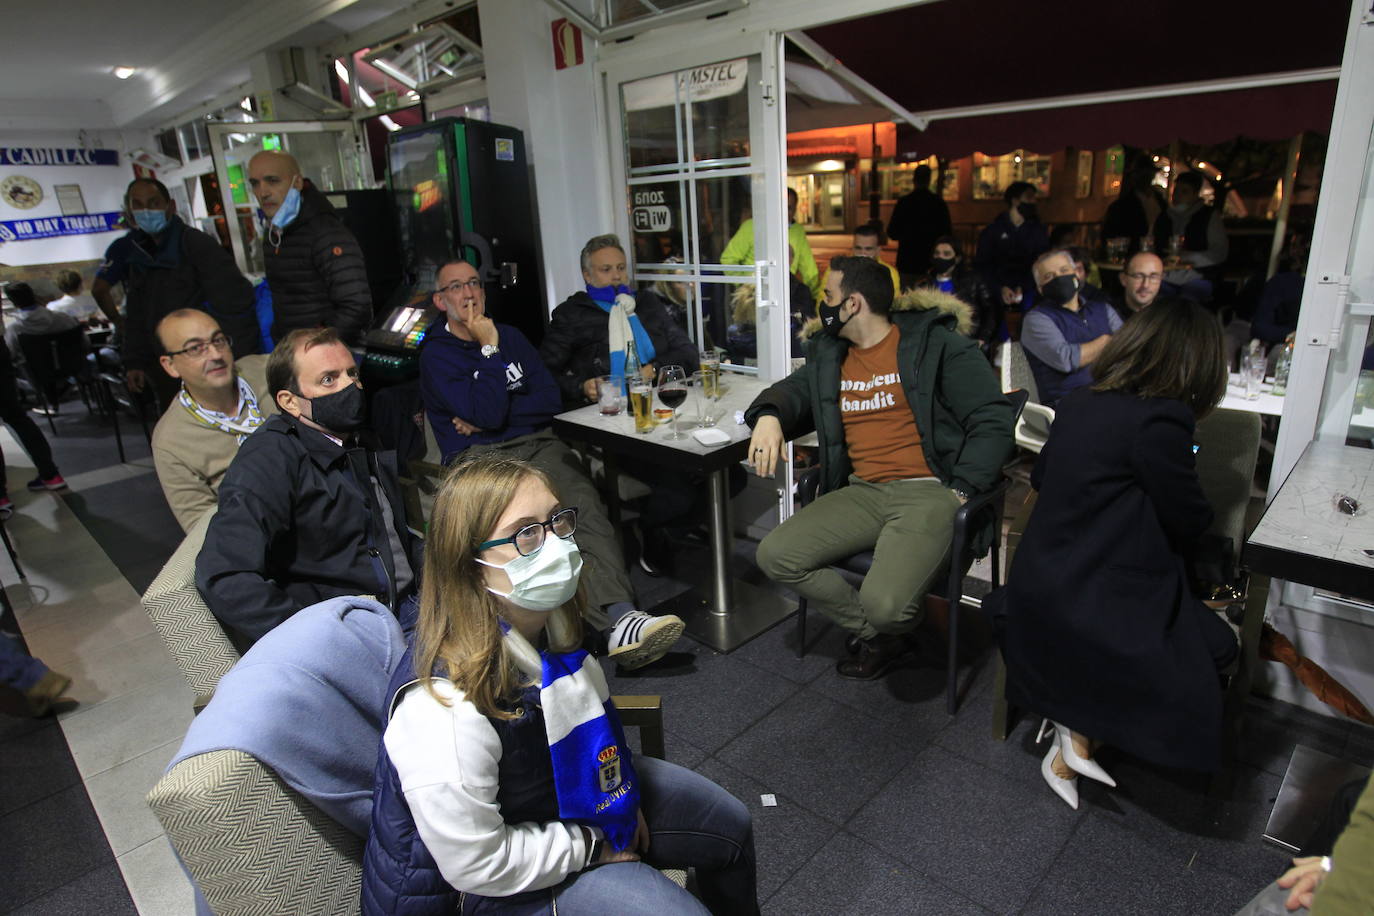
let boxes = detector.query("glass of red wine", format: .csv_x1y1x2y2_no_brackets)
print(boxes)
657,365,688,440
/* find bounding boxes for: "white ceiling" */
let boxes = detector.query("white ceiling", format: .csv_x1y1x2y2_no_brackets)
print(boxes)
0,0,412,128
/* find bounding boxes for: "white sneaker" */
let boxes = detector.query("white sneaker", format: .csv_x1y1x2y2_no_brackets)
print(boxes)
607,610,684,670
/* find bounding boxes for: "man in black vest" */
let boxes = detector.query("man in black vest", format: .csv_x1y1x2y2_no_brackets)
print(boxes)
248,151,372,344
1154,171,1228,304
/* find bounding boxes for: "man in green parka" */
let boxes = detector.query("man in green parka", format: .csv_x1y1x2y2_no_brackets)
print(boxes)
745,256,1013,679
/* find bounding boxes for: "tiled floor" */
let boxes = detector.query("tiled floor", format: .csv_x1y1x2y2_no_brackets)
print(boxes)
0,414,194,915
4,408,1373,915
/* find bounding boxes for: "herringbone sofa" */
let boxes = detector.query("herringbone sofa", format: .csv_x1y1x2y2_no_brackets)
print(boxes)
143,522,674,915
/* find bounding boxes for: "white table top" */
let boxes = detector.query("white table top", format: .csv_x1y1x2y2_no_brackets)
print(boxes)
1246,441,1374,589
553,370,770,462
1219,373,1286,416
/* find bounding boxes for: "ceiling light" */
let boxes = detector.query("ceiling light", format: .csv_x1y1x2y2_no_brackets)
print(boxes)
815,159,846,172
113,66,137,80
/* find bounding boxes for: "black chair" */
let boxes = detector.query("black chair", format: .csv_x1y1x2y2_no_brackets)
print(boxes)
17,327,96,433
794,388,1029,715
85,346,153,463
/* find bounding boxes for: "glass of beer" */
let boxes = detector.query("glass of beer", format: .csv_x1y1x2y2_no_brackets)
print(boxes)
630,377,655,434
699,351,721,399
692,370,720,427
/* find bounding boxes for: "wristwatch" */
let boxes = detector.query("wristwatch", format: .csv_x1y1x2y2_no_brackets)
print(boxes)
954,488,972,502
480,344,500,358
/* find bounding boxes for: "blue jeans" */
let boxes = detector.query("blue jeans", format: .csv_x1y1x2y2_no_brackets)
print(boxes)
0,632,47,692
462,757,759,916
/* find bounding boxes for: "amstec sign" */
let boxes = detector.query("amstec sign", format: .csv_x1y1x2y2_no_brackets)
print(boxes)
0,148,119,167
632,188,672,233
0,211,122,242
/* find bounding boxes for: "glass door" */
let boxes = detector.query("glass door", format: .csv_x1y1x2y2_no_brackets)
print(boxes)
604,34,791,383
207,121,367,276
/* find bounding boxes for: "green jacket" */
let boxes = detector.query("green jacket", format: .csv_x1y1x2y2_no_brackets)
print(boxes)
745,287,1014,499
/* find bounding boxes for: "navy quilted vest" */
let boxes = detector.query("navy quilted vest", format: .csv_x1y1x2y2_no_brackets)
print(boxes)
360,650,568,915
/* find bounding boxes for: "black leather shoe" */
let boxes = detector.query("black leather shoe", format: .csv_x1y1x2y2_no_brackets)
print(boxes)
836,634,911,680
844,634,863,655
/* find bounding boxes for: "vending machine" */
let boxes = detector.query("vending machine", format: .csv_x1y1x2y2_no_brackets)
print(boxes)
363,117,542,380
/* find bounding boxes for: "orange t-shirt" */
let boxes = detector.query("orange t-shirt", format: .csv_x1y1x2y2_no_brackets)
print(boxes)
839,326,932,483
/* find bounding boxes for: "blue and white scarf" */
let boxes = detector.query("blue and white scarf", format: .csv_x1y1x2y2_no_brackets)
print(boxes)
177,375,265,445
586,284,656,381
501,621,640,850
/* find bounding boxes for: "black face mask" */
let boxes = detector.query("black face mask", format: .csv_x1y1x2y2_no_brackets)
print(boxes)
817,296,852,337
305,382,366,434
1039,274,1080,307
1017,202,1039,221
930,256,957,276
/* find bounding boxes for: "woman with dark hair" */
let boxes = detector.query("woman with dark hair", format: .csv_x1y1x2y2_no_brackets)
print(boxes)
918,235,998,347
362,453,759,915
988,297,1237,809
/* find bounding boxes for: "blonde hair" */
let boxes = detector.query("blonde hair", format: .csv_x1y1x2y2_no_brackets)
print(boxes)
414,453,585,719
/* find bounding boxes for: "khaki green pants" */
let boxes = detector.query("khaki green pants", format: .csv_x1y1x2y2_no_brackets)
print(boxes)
757,476,960,641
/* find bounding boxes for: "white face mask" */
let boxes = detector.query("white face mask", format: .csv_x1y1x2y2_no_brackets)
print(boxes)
476,534,583,612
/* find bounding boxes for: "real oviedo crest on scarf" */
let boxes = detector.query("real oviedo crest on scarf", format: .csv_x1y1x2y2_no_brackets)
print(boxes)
597,745,622,793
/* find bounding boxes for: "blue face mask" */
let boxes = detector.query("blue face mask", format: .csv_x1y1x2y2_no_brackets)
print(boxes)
270,183,302,230
132,209,169,235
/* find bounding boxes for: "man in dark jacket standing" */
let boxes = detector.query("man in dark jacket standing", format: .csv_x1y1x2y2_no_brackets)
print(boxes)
93,177,260,411
196,327,418,648
974,180,1050,312
248,151,372,344
746,257,1013,679
887,165,951,288
420,258,684,669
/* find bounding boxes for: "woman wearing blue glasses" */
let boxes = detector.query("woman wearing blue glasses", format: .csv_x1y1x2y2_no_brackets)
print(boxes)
362,453,758,915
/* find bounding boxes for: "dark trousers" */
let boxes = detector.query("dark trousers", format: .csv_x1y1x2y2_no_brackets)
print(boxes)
0,342,59,493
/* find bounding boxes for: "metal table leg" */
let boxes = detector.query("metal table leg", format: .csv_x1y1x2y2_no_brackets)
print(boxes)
679,467,795,652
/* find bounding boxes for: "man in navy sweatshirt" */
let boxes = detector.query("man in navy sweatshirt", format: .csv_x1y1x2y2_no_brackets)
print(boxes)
419,259,683,669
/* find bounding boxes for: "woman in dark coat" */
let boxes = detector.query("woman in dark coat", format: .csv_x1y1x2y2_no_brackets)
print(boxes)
989,296,1237,809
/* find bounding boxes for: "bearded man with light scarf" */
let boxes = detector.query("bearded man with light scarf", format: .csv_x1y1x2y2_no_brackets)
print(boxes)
151,308,274,532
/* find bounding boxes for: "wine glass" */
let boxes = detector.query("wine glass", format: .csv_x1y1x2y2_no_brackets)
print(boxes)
656,365,688,440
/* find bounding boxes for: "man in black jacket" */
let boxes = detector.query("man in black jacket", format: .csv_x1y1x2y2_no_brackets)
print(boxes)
196,327,419,647
248,151,372,344
539,233,698,408
887,165,951,288
92,177,260,411
539,234,705,572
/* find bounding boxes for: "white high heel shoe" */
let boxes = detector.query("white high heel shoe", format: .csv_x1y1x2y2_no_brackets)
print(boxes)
1038,725,1078,809
1052,722,1117,788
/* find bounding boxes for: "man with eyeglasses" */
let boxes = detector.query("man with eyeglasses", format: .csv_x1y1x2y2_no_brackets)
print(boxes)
421,259,683,669
150,309,274,531
197,326,420,647
1112,251,1165,323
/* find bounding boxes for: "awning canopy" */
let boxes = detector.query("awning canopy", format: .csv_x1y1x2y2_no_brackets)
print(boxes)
893,81,1339,159
796,0,1348,155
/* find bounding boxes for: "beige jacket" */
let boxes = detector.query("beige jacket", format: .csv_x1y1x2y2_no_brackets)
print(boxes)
151,354,275,532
